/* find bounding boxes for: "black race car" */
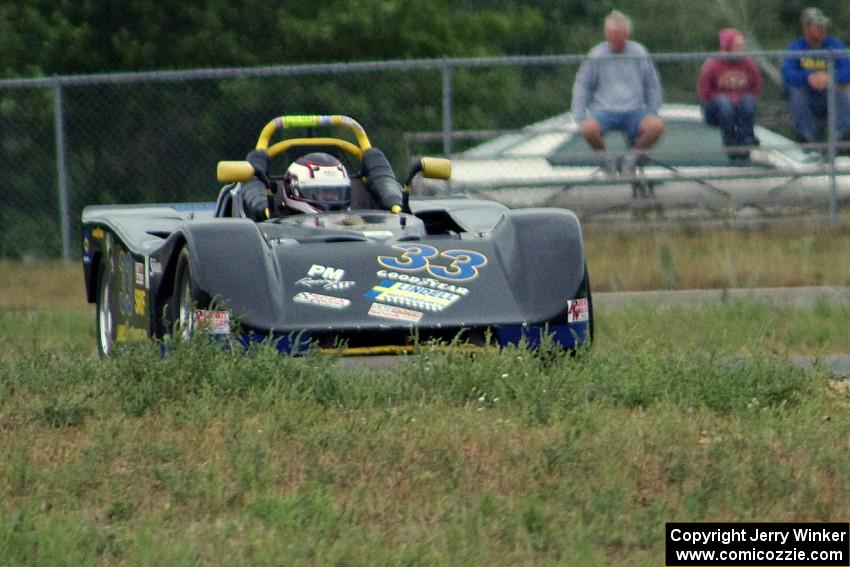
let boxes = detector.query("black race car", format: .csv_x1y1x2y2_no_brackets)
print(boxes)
81,115,592,356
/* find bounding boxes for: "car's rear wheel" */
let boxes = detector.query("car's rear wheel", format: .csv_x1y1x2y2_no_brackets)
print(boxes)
95,260,115,358
173,247,207,338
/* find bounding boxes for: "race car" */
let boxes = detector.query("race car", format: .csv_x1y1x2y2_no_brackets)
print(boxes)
81,114,592,357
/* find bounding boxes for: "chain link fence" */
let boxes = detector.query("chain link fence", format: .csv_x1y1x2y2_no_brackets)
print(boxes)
1,50,847,261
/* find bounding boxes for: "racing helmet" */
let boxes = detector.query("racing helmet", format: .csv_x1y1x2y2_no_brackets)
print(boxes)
282,153,351,213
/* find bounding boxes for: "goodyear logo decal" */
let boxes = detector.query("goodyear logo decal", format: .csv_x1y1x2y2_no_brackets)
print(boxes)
365,280,461,312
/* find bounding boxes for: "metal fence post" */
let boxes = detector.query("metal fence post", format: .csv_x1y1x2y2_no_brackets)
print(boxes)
826,56,838,227
53,80,71,262
442,61,453,157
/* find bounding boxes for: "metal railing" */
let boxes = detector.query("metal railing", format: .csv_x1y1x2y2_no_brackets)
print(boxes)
0,49,847,261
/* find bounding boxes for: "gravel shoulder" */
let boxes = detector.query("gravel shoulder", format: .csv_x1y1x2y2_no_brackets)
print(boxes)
595,286,850,309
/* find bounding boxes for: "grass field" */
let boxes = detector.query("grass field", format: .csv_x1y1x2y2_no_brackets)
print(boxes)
1,302,849,565
2,226,850,565
584,223,850,291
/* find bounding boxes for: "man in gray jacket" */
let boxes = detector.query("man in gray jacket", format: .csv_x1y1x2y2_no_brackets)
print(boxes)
571,10,665,177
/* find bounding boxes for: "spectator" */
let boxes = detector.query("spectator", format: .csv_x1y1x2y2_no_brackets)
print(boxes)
781,7,850,147
698,28,762,163
571,9,665,177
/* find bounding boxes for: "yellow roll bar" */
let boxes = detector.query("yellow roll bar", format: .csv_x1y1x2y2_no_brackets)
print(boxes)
256,115,372,154
266,137,363,160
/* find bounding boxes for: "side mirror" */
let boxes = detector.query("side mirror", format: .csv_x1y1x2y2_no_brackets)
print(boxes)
420,157,452,180
404,157,452,186
217,161,255,183
402,157,452,213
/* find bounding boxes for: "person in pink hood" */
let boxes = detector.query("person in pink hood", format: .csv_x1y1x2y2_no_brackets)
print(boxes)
698,28,763,163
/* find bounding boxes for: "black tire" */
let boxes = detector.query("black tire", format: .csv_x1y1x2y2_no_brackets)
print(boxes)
584,265,594,344
172,247,208,338
95,260,115,358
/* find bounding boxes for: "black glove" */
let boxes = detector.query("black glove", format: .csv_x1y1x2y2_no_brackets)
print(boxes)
246,149,272,188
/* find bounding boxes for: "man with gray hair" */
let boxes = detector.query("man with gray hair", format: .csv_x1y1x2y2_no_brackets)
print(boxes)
571,10,665,177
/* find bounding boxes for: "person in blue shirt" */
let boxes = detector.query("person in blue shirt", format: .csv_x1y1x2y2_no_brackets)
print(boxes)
781,7,850,146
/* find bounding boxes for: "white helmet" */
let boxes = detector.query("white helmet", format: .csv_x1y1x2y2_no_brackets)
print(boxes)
282,153,351,213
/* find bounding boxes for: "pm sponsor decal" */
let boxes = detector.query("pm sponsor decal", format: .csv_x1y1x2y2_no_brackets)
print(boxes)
368,302,423,323
365,280,461,312
293,291,351,309
567,298,589,323
296,264,356,291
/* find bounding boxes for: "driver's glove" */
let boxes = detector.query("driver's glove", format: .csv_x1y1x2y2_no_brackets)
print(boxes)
246,149,272,188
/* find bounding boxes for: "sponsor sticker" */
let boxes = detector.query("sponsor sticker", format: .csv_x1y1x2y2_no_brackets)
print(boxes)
365,279,461,312
134,289,146,316
376,270,469,296
116,324,147,342
118,252,134,315
567,298,589,323
193,310,231,335
368,302,423,323
296,264,356,291
296,277,355,291
135,262,145,286
293,291,351,309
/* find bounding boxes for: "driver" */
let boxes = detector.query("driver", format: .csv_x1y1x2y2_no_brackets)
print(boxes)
241,147,404,221
241,151,350,220
280,152,352,214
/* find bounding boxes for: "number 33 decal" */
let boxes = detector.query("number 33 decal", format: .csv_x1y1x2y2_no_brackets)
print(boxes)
378,244,488,282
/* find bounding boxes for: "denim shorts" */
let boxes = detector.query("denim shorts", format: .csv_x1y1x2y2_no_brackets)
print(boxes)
591,108,648,143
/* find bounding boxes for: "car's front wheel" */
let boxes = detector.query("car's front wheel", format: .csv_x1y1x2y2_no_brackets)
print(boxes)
95,260,115,358
172,247,208,338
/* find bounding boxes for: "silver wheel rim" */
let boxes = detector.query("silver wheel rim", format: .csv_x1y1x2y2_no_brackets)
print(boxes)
98,274,113,355
177,267,194,338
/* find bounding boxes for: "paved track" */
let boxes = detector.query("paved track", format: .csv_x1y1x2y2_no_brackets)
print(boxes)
595,286,850,377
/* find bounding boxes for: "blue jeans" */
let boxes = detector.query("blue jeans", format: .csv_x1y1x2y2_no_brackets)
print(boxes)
590,108,648,144
702,95,758,148
786,85,850,142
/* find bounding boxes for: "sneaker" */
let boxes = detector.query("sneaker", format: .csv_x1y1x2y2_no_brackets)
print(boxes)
599,153,618,176
800,149,823,164
620,151,642,179
729,153,752,166
727,149,751,165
